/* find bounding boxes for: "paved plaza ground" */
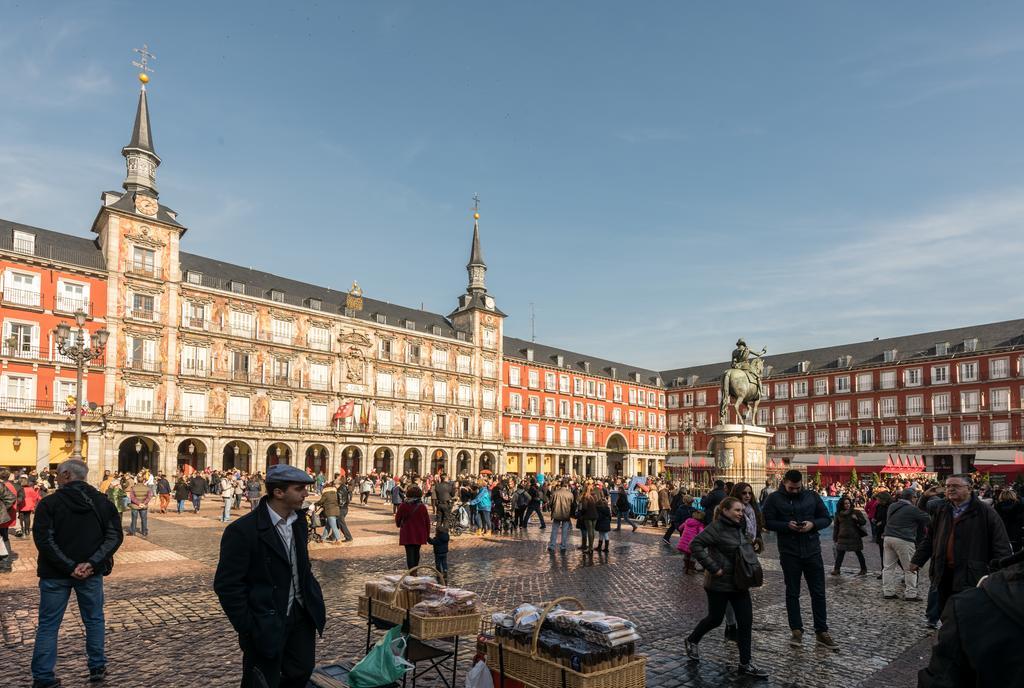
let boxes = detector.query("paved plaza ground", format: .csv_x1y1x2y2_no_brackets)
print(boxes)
0,497,936,687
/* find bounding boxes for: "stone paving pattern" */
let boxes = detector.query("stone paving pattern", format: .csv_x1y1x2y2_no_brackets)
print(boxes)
0,498,935,687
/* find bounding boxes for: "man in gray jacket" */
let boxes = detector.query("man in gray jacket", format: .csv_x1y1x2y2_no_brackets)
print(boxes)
547,482,576,553
882,488,930,600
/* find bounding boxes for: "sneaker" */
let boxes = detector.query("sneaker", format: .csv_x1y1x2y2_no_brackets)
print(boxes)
876,572,883,579
547,546,555,552
789,629,803,647
662,537,671,546
926,620,939,630
684,638,700,660
631,524,638,532
856,569,868,576
815,632,840,651
89,666,106,682
737,663,769,679
829,569,841,576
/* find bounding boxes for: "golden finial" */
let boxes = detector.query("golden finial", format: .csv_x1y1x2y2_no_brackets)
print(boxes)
472,193,480,220
132,44,156,86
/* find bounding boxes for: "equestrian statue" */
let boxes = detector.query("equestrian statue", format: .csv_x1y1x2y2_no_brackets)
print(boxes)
719,338,767,425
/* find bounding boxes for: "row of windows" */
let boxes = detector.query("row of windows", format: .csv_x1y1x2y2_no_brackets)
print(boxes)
753,388,1020,424
507,393,666,428
507,422,666,451
507,366,665,407
771,421,1016,449
1,269,93,312
672,358,1020,407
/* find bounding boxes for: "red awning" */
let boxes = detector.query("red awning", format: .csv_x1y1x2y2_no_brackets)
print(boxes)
880,453,928,474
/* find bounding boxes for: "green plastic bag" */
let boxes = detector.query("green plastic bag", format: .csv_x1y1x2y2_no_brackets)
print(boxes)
348,625,413,688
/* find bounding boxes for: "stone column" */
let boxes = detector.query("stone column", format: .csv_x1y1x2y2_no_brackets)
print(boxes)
86,431,101,478
709,424,772,487
36,430,51,473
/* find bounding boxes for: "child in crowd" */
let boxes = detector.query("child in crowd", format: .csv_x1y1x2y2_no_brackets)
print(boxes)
677,510,706,574
427,524,450,578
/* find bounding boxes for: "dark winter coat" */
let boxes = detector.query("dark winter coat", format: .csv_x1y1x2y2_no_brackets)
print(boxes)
427,529,450,556
395,499,430,545
762,488,832,559
912,496,1012,594
832,508,867,552
702,487,727,518
689,514,759,593
173,480,190,501
595,503,612,533
995,500,1024,546
213,498,327,659
316,486,341,519
188,475,208,496
918,560,1024,687
32,481,123,580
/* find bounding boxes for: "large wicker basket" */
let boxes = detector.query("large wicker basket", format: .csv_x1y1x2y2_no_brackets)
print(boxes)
482,596,646,688
356,565,482,641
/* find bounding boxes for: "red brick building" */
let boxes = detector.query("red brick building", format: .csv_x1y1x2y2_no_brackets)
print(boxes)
662,320,1024,480
0,221,109,469
501,337,667,477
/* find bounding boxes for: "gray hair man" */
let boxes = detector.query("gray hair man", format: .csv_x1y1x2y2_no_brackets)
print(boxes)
881,488,930,600
31,459,124,686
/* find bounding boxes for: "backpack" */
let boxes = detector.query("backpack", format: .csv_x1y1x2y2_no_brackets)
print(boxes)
0,482,17,522
515,490,530,509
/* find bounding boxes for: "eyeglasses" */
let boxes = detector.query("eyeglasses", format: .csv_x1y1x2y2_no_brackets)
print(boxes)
944,483,969,490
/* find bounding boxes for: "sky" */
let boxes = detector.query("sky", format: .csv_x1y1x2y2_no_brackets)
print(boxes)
2,1,1024,370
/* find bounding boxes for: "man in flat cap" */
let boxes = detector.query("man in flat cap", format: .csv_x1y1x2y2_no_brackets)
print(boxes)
214,464,326,688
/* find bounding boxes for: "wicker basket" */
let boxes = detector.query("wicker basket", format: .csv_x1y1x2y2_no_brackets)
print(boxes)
482,596,646,688
357,565,481,641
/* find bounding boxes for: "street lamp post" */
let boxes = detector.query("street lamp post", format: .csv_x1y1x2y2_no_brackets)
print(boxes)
55,310,108,462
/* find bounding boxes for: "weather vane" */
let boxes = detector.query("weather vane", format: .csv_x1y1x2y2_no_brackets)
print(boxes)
132,44,156,85
472,193,480,220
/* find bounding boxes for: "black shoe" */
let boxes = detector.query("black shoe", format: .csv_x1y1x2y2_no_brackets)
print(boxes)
33,679,62,688
724,624,738,642
737,663,769,679
631,524,638,532
684,638,699,660
662,537,671,545
89,666,106,682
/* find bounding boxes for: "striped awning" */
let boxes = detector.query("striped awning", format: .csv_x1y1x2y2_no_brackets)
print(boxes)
791,452,927,472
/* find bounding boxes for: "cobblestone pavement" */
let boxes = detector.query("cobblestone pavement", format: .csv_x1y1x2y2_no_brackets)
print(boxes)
0,499,935,687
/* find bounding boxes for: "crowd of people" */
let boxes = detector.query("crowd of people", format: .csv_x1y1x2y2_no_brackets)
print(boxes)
6,459,1024,686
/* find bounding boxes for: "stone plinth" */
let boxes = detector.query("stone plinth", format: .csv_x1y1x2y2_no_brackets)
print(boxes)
709,424,772,487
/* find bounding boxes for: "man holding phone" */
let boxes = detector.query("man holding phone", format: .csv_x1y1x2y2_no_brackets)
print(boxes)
762,469,838,651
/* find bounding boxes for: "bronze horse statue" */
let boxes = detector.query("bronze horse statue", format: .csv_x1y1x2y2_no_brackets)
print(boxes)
719,356,765,424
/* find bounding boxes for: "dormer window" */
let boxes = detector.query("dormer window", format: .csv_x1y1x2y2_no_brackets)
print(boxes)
431,325,441,336
305,298,322,311
269,289,285,303
375,313,387,325
633,372,641,383
404,319,416,330
609,366,617,379
12,230,34,255
963,338,978,352
556,355,565,367
798,361,810,373
526,348,534,362
186,271,202,285
582,361,591,373
935,342,949,356
230,281,245,295
883,349,898,363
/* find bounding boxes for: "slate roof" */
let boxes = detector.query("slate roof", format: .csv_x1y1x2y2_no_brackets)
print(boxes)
503,336,664,387
179,252,464,340
99,191,185,230
0,218,106,270
124,88,157,156
660,318,1024,388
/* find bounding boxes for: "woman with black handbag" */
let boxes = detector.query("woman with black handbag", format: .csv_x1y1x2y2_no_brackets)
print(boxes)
831,495,868,575
684,496,768,679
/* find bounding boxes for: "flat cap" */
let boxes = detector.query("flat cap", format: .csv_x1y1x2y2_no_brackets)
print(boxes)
266,464,315,484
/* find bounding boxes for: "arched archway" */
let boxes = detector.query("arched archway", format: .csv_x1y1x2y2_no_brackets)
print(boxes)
479,452,495,473
305,444,329,474
177,438,207,472
373,447,393,474
403,448,421,476
267,442,291,467
430,449,447,476
606,433,628,478
223,440,252,472
118,436,159,474
456,450,471,474
340,446,361,477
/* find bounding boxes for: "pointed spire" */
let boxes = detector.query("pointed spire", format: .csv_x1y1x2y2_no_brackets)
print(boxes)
126,87,156,155
122,46,161,196
466,195,487,294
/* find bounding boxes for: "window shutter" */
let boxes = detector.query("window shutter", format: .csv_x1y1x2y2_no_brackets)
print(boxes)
144,339,156,361
31,325,40,354
125,291,133,315
125,337,134,365
181,301,188,324
153,294,161,317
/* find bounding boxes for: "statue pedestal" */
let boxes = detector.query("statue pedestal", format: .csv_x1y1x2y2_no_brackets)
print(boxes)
709,424,772,487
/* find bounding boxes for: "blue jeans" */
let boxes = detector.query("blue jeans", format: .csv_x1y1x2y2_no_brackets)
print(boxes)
32,576,106,681
129,508,148,536
177,499,186,513
192,495,202,511
324,516,341,541
475,509,491,531
616,512,637,529
548,520,572,550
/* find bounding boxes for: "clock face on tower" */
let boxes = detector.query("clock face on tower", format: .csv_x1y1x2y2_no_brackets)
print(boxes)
134,195,158,216
485,296,495,310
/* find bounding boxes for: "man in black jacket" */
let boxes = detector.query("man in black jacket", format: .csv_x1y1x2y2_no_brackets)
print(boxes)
188,473,209,513
762,469,837,651
31,459,123,687
918,550,1024,687
214,464,326,688
432,474,454,525
702,480,727,518
910,474,1010,627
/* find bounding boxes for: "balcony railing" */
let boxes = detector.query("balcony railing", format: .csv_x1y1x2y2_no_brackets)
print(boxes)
179,363,209,377
126,260,158,278
126,307,160,322
0,397,72,414
53,295,92,315
182,316,209,330
306,379,332,391
308,339,331,352
2,288,41,308
126,358,161,373
1,345,47,361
